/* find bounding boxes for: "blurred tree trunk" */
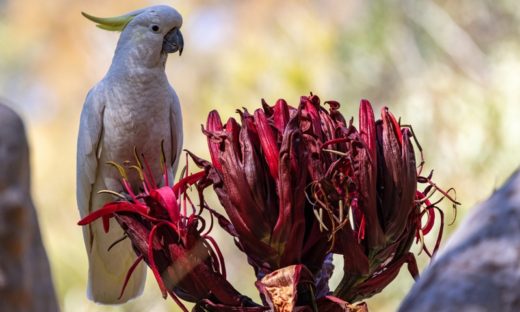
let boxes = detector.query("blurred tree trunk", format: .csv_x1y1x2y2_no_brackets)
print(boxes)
399,170,520,312
0,104,59,312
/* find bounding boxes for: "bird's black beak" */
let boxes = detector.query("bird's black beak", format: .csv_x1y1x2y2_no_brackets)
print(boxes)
163,28,183,55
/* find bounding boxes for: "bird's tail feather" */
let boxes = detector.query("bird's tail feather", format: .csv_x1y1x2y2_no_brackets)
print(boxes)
87,217,146,304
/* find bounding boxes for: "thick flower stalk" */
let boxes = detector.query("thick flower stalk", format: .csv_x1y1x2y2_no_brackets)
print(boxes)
78,155,263,311
200,94,459,304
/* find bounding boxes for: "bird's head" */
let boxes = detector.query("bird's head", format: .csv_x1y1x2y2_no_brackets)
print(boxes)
83,5,183,66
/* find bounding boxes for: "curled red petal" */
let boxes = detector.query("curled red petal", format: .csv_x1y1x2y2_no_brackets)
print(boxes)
421,207,436,235
148,223,169,299
173,171,205,197
299,95,322,137
77,202,146,226
151,186,179,222
423,206,445,257
118,255,144,299
324,100,340,110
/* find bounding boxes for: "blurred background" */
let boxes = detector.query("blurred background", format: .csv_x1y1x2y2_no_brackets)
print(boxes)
1,0,519,311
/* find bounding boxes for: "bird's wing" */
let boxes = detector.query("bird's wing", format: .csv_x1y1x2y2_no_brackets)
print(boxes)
76,88,105,251
77,87,146,303
169,89,183,179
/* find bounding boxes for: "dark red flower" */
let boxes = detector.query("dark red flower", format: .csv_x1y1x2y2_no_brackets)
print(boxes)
78,156,263,311
201,97,330,281
199,94,459,304
309,99,460,301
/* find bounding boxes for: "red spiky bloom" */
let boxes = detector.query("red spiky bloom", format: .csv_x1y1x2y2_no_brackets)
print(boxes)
200,94,459,304
77,158,264,311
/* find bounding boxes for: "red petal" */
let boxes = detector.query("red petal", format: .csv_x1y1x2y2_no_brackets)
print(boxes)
151,186,179,222
142,155,157,191
299,96,322,137
355,100,384,248
273,118,308,265
254,109,280,180
172,171,205,195
77,202,146,226
357,214,366,242
324,100,340,111
272,99,291,134
421,207,435,235
378,112,416,243
206,110,224,171
225,117,242,161
118,255,144,299
359,99,377,164
381,107,402,145
207,110,223,132
147,223,168,299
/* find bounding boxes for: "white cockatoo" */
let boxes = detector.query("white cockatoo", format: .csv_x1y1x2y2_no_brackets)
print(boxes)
76,5,183,304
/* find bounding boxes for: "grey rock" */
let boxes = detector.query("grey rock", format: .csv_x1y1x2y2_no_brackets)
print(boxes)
399,170,520,312
0,104,59,312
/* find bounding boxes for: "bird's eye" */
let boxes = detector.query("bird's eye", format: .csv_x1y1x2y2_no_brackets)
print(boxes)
150,24,160,32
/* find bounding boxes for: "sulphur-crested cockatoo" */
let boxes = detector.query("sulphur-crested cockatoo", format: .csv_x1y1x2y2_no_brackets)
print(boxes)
77,5,183,304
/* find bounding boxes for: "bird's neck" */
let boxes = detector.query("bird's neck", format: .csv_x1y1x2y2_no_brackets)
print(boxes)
109,32,168,77
107,55,168,86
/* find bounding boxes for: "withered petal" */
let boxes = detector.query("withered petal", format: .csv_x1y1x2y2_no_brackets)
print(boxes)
256,265,315,312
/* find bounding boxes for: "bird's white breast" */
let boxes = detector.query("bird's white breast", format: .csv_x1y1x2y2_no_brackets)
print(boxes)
99,74,174,190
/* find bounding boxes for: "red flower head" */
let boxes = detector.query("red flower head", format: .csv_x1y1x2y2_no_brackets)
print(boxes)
201,97,331,279
303,98,460,301
78,155,263,311
200,94,459,303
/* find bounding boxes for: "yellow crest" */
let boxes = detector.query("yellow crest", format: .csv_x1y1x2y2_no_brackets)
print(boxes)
81,11,138,32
